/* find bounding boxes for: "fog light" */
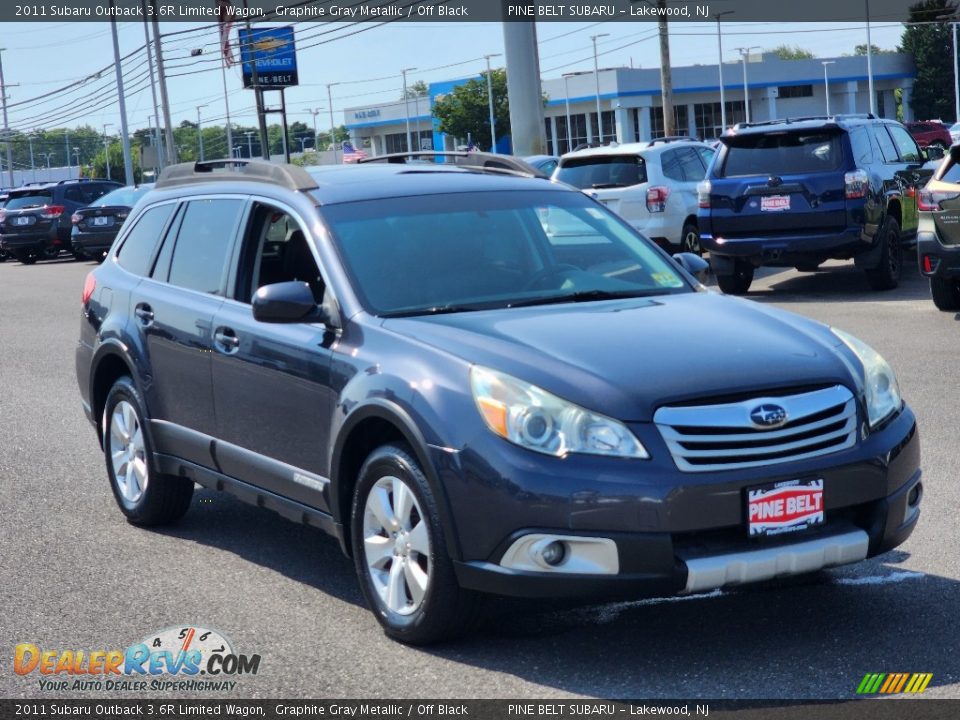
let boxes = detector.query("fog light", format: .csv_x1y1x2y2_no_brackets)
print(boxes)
541,540,566,566
908,482,922,506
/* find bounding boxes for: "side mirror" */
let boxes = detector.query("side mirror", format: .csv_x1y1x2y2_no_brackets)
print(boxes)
672,252,710,282
253,281,334,325
926,145,945,162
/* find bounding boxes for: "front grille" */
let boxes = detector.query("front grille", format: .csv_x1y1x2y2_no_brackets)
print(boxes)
655,385,857,472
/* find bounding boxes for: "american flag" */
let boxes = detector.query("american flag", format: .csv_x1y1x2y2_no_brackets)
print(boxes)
218,0,236,67
341,141,368,163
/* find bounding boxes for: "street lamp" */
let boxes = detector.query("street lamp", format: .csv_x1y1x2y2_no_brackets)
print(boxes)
245,131,255,159
400,68,417,153
40,151,54,180
233,145,242,159
590,33,610,144
309,107,324,153
822,61,836,116
563,74,573,154
73,146,81,175
27,134,37,183
483,54,502,153
736,47,761,124
326,83,341,163
102,123,113,181
714,11,734,133
195,105,208,161
298,137,309,153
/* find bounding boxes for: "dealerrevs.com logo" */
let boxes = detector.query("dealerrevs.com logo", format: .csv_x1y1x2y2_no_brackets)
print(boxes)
14,626,261,692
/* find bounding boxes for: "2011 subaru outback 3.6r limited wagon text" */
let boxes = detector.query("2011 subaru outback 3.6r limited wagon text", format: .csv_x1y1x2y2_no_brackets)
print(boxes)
76,159,922,645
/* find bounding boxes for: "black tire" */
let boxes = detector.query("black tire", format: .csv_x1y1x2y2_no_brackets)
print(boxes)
72,249,88,261
103,376,193,526
864,215,902,291
930,276,960,311
680,220,702,256
351,443,480,645
42,246,60,260
715,261,754,295
0,249,8,263
14,251,36,265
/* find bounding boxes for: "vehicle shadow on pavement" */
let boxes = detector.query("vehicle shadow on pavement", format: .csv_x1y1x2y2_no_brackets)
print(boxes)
425,554,958,698
741,260,931,304
152,486,366,607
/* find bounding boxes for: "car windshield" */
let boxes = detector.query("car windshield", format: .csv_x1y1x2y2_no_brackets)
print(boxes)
320,190,692,317
5,192,53,209
721,131,843,176
92,185,153,208
554,155,647,189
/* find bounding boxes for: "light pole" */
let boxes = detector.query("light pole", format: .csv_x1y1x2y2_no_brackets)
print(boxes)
233,145,242,159
309,107,323,152
822,61,836,116
73,146,81,176
954,22,959,121
714,11,734,133
400,68,416,153
865,0,875,115
0,48,16,187
327,82,341,163
483,54,502,153
40,151,53,180
590,33,609,144
736,47,761,124
102,123,112,181
298,137,309,153
245,131,255,159
27,134,36,183
196,104,207,161
563,73,573,153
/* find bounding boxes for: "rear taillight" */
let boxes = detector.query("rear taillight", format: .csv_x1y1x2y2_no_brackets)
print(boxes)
923,255,934,273
844,169,869,200
40,205,65,219
81,273,96,306
697,180,711,209
646,186,670,213
918,189,960,212
71,213,82,225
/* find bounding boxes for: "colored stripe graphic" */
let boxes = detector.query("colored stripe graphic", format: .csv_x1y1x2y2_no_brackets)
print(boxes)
857,672,932,694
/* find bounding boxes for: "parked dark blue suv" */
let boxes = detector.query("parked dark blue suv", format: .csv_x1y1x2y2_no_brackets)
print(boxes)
699,115,933,294
76,159,921,644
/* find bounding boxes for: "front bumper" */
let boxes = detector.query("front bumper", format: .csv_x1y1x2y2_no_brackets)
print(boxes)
446,405,921,599
917,229,960,279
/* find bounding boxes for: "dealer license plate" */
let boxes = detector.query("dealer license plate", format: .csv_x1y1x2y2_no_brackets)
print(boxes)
747,478,824,537
760,195,791,212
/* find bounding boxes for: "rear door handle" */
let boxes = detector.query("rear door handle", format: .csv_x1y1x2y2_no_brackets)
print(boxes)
134,304,154,326
213,327,240,355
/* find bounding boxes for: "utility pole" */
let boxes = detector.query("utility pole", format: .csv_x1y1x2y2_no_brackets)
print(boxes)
401,68,416,153
65,130,71,179
865,0,875,115
822,61,836,116
657,3,675,137
141,0,163,168
241,2,270,160
327,83,340,163
196,105,207,161
0,48,16,187
502,22,547,156
102,124,112,180
736,47,761,124
484,54,502,152
714,11,734,133
245,131,255,158
28,135,36,182
590,34,609,143
220,53,233,158
953,23,959,122
150,0,177,165
110,2,135,185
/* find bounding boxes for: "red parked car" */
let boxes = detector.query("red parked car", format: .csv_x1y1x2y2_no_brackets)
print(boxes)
905,120,953,149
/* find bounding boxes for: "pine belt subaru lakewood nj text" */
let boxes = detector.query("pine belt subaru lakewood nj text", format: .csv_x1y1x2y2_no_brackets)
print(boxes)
76,157,921,644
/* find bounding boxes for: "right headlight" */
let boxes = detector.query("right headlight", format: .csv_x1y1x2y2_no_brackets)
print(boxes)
470,366,649,459
831,328,902,429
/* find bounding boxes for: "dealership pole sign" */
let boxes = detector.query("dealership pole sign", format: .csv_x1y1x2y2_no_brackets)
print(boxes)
238,26,298,88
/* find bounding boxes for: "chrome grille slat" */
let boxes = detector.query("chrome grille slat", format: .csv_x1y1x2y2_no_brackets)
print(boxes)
654,386,858,473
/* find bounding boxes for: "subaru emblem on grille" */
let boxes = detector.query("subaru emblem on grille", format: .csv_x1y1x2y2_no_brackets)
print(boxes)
750,404,788,428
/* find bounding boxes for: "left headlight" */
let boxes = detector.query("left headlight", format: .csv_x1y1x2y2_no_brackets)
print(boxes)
469,366,649,459
831,328,902,429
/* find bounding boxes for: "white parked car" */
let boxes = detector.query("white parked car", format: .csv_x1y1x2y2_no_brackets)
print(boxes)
553,138,716,255
950,121,960,145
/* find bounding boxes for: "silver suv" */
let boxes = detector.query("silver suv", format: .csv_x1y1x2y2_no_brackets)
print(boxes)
554,137,716,255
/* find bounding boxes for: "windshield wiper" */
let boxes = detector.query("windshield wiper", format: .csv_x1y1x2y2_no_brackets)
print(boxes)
507,289,661,309
381,304,485,318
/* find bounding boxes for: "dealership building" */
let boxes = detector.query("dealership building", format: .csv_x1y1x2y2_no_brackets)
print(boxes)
342,52,917,156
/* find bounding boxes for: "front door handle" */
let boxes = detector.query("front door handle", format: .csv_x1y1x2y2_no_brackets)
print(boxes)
213,327,240,355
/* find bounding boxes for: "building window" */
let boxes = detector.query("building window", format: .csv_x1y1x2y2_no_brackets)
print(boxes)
877,90,885,118
568,113,588,150
693,100,746,140
649,105,689,140
385,133,408,153
778,84,813,99
554,115,569,154
589,110,616,143
544,118,553,153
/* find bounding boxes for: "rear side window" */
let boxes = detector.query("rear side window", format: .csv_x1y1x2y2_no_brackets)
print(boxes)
848,127,874,166
166,199,244,295
116,204,176,276
888,125,922,163
663,147,709,182
555,155,647,189
721,132,843,176
5,192,53,209
873,126,899,163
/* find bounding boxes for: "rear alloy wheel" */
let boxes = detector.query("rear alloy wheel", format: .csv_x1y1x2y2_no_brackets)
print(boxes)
930,276,960,311
864,215,902,291
43,246,60,260
352,444,479,645
103,376,193,526
681,221,702,256
716,261,754,295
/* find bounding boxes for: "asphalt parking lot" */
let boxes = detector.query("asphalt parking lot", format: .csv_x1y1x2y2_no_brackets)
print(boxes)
1,255,958,700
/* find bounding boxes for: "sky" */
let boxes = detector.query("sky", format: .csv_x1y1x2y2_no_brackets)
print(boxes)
0,18,905,158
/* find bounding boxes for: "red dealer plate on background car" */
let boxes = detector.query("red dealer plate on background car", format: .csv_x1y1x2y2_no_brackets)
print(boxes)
760,195,791,212
747,478,824,537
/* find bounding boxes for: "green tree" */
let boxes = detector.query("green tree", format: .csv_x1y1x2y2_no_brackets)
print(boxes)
89,142,142,184
402,80,429,99
769,45,815,60
901,0,956,120
854,43,896,55
432,70,509,151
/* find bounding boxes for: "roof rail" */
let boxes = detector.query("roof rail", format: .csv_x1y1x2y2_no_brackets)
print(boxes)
732,113,877,130
358,151,546,178
647,135,699,146
155,159,319,191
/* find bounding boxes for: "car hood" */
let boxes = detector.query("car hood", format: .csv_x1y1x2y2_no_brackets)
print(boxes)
382,291,855,422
